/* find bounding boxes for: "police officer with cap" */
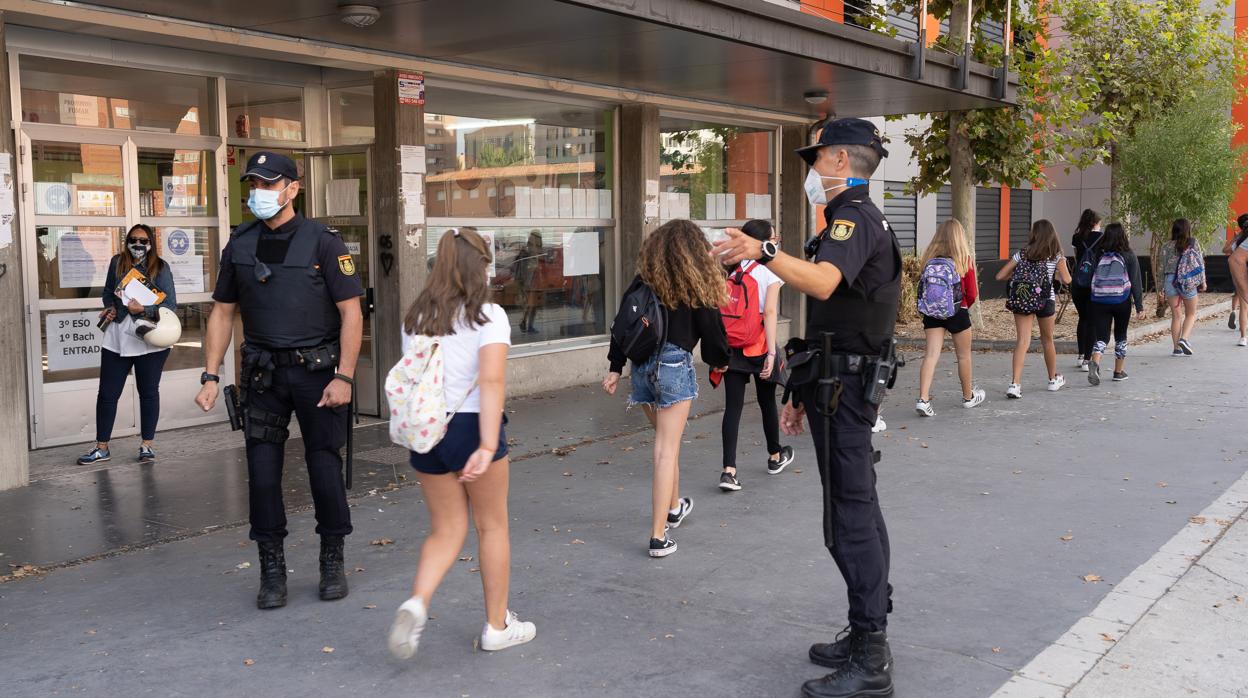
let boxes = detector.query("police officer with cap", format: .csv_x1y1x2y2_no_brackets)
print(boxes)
713,118,900,698
195,151,364,610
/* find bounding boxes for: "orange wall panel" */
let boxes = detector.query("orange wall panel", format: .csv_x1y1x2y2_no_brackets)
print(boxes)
999,187,1011,260
801,0,845,23
1231,1,1248,238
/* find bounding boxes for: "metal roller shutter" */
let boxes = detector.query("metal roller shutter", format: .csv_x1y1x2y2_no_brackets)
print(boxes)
883,182,917,255
1009,188,1033,254
975,187,1001,260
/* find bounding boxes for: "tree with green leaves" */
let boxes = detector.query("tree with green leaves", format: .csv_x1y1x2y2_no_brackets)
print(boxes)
1115,86,1248,314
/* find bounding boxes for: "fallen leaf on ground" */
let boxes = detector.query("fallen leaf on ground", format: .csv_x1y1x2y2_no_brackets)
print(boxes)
621,446,636,451
85,629,97,635
793,469,803,474
597,460,611,465
1082,574,1102,583
991,647,1001,653
553,446,577,457
562,471,573,477
1190,516,1207,525
322,646,334,653
370,538,395,546
1120,664,1131,670
354,567,366,572
1157,482,1168,487
363,604,377,609
1100,633,1116,643
1216,519,1232,526
1235,596,1244,603
920,443,929,449
1060,535,1073,542
244,659,255,666
236,562,251,570
1165,500,1177,505
571,539,585,545
664,634,675,639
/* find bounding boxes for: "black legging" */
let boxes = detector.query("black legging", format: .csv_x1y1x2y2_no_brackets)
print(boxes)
1071,285,1095,360
721,370,781,470
1092,300,1132,359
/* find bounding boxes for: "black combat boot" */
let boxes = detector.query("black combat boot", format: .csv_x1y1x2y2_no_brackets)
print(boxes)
801,630,894,698
810,625,894,670
318,535,349,601
256,541,288,610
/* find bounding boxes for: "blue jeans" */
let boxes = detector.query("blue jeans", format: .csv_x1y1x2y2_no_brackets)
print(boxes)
629,343,698,409
95,348,170,442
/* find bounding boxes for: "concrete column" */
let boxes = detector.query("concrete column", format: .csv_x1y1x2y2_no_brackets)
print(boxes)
0,13,30,490
369,69,426,383
916,192,938,251
779,125,809,335
618,104,659,283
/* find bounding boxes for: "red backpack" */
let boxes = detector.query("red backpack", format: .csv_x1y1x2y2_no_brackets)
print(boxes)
720,262,767,355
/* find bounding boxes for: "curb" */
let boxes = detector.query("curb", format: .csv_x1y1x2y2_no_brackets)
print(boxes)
897,300,1234,354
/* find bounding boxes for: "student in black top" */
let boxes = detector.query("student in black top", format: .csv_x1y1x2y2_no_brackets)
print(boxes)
1087,223,1145,385
603,219,730,558
1070,209,1103,372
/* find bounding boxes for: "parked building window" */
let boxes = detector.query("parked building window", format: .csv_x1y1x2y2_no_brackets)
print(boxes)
329,85,375,145
226,80,304,143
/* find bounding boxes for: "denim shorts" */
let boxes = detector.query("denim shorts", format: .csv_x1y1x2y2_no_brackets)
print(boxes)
629,342,698,409
409,413,509,475
1163,273,1198,300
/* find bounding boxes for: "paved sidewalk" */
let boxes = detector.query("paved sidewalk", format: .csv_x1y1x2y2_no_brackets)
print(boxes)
1,318,1246,696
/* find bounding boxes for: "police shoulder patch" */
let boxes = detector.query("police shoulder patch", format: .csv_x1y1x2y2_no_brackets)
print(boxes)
337,254,356,276
829,219,857,241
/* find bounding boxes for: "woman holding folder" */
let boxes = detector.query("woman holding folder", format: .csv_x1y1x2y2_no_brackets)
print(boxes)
77,224,178,465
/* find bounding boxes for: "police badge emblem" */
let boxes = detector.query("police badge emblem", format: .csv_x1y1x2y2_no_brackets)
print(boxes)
829,219,856,241
338,254,356,276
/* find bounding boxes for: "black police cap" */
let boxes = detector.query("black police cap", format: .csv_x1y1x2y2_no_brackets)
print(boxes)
240,151,299,182
795,118,889,166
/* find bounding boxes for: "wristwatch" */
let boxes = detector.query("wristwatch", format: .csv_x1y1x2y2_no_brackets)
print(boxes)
200,372,220,385
758,240,778,265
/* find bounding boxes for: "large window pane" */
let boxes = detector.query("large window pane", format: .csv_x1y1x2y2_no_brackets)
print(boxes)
226,80,304,142
659,117,774,222
424,85,613,219
19,56,213,135
329,85,376,145
32,142,124,216
137,148,216,217
426,226,608,345
35,226,123,300
152,227,220,296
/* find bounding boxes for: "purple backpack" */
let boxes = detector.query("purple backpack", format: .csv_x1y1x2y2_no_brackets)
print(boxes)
917,257,963,320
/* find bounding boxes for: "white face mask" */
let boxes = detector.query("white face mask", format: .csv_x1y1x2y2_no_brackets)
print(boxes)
804,169,868,206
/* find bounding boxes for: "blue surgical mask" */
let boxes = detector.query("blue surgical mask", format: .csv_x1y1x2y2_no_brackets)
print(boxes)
804,170,868,206
247,182,292,220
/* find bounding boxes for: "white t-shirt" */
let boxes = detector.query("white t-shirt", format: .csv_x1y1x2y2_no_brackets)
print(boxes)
101,314,164,358
401,303,511,413
742,261,784,313
1012,251,1061,301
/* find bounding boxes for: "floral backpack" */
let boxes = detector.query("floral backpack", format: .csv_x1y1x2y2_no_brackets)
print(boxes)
385,336,475,454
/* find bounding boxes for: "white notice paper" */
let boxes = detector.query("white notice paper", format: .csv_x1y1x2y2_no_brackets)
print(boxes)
403,194,425,225
0,154,13,248
658,192,671,221
598,189,612,219
58,229,113,288
723,193,737,220
544,189,559,219
120,278,159,306
562,231,599,276
573,189,588,219
514,186,531,218
166,254,205,294
400,145,426,174
530,188,547,218
676,193,691,220
558,188,574,218
401,174,423,196
46,311,103,372
326,179,361,217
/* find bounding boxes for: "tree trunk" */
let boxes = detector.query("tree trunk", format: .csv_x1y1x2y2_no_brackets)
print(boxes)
946,0,981,326
1150,231,1167,319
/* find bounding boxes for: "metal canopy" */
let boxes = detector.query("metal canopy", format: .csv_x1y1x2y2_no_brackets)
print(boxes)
11,0,1017,118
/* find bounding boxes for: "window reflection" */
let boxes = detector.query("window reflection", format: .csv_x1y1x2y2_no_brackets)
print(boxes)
226,80,304,142
659,118,774,222
31,142,125,217
138,148,216,217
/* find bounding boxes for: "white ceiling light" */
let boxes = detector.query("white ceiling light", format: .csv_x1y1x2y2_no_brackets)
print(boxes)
339,4,381,28
804,90,829,106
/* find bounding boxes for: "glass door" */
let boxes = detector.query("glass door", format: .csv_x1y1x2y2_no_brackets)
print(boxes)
304,147,378,415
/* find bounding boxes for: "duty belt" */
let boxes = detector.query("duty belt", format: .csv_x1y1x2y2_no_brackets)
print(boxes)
824,353,868,375
270,342,341,370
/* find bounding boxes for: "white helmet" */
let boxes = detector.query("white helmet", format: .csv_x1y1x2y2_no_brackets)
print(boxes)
137,307,182,348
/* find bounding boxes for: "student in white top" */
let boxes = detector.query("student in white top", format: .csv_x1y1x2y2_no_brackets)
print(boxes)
717,220,793,492
388,228,536,662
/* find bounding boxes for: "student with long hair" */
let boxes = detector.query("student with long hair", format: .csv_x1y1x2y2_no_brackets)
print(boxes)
77,224,177,465
1070,209,1104,371
388,228,535,661
603,219,730,557
915,220,984,416
717,219,793,492
1086,223,1144,385
1155,218,1207,356
996,219,1072,398
1222,214,1248,345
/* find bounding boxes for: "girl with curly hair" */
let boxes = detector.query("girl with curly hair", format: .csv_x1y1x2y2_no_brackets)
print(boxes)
603,219,731,557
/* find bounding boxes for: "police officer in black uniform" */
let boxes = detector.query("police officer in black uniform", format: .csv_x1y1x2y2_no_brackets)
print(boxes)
713,119,900,698
195,152,364,610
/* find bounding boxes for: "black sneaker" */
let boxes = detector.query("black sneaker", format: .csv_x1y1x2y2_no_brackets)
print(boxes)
767,445,795,475
1178,338,1194,355
1112,371,1129,381
138,445,156,463
802,630,894,698
648,536,677,557
1171,348,1184,357
718,471,742,492
1230,311,1237,330
666,497,693,528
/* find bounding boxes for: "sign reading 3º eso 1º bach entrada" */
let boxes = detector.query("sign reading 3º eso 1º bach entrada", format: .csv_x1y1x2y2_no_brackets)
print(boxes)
46,311,103,372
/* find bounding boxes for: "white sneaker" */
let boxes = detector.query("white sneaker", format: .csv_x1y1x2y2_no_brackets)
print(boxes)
962,388,986,409
1006,384,1022,399
1078,359,1090,372
480,610,537,651
1047,375,1066,392
1238,337,1247,347
388,597,428,660
872,415,887,433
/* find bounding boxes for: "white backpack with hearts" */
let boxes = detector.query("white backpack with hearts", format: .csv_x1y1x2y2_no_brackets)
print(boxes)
385,335,475,453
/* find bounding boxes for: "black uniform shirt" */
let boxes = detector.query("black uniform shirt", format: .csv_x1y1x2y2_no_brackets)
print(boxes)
812,184,896,295
213,213,364,304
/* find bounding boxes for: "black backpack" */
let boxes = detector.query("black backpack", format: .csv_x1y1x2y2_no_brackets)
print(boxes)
611,277,667,364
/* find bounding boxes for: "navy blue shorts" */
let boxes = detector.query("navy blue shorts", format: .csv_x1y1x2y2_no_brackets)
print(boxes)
408,413,509,475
